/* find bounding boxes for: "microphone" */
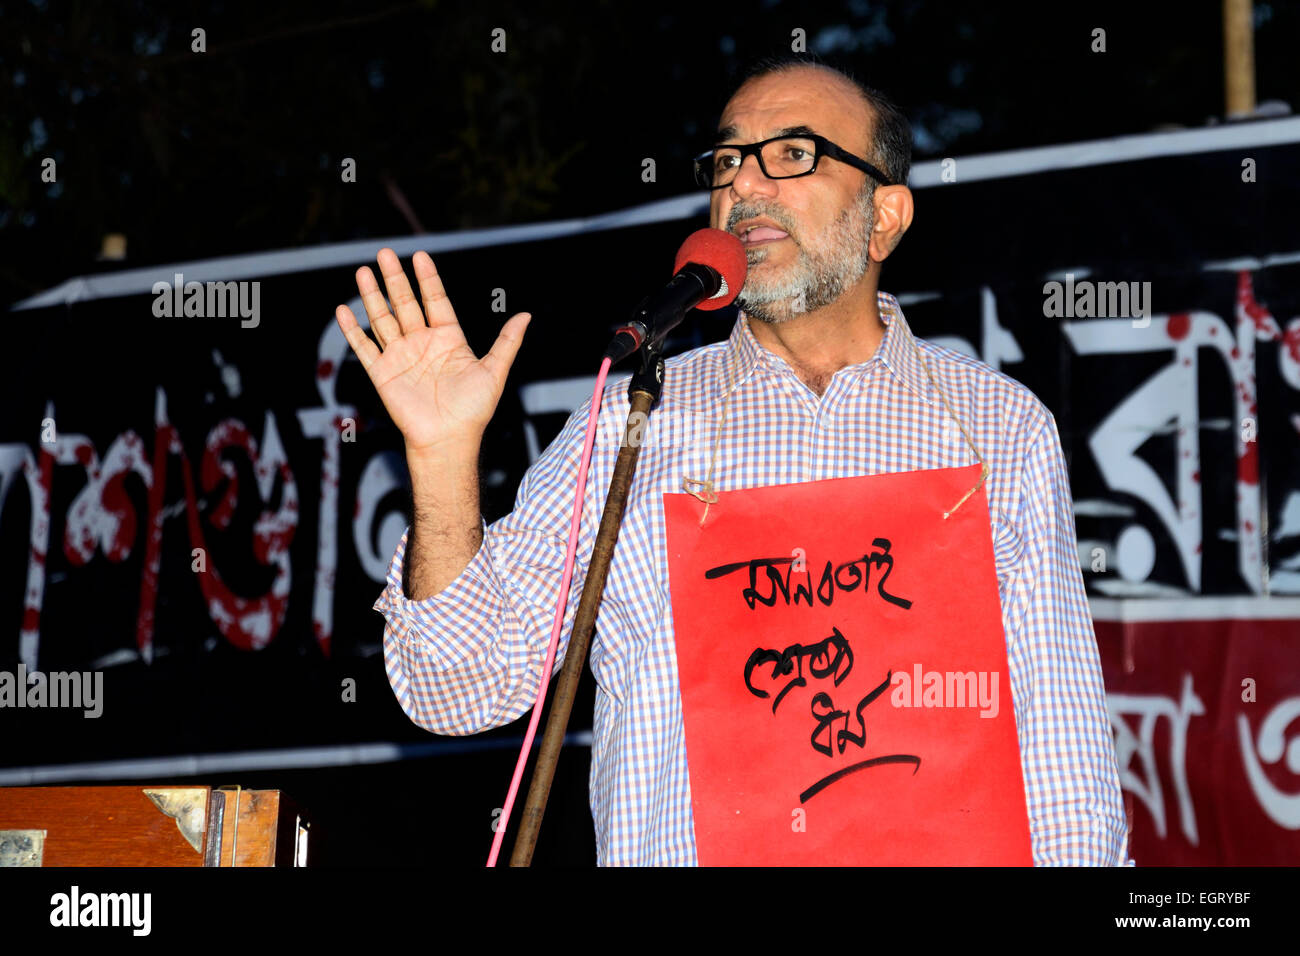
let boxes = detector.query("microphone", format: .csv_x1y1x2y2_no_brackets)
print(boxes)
603,228,748,363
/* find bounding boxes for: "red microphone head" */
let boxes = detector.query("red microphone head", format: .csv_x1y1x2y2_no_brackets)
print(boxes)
673,228,748,311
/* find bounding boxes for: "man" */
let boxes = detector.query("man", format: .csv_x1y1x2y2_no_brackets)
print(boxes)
335,57,1132,866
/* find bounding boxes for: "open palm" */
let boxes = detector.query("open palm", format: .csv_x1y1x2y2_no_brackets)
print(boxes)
335,248,531,453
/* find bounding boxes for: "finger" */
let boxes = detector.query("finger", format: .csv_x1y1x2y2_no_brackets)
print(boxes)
355,264,400,349
335,304,382,371
412,251,462,334
376,247,427,336
481,311,532,383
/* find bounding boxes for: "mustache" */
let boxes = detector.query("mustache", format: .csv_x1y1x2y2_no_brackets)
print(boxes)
725,202,799,240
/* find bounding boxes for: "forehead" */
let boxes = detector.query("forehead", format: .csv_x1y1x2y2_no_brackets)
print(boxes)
718,68,871,153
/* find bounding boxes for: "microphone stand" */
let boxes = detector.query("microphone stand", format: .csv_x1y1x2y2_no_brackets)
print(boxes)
509,340,665,866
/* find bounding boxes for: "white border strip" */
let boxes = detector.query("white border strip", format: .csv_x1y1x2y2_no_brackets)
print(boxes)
0,731,593,786
1202,249,1300,272
1089,596,1300,622
14,118,1300,311
10,193,710,311
907,116,1300,187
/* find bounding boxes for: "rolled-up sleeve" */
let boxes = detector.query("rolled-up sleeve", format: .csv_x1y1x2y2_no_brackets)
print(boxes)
1004,409,1134,866
373,397,602,737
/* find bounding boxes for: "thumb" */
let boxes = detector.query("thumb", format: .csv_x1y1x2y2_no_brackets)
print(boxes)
481,311,531,382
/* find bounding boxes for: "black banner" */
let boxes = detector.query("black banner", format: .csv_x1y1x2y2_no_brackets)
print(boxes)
3,122,1299,778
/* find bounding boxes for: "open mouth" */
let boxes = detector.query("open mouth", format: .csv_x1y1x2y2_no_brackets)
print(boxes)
738,224,790,247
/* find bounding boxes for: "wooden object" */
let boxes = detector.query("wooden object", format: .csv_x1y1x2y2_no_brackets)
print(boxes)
0,786,308,866
1223,0,1256,118
204,786,308,867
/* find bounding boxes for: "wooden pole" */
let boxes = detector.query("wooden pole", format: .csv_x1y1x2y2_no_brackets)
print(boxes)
1223,0,1256,118
509,386,657,866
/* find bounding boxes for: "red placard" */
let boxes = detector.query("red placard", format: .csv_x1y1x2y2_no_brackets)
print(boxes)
664,464,1032,865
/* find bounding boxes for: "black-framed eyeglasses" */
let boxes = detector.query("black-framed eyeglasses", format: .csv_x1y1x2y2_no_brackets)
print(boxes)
693,133,895,190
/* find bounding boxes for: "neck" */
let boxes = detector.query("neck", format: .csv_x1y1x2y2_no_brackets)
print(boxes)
746,276,885,396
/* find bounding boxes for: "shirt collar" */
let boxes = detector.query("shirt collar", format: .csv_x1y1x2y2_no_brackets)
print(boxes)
725,291,934,401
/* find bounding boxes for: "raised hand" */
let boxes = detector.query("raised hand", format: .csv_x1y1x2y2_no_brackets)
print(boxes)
335,247,531,455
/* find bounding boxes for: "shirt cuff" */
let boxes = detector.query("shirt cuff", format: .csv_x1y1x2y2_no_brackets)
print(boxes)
372,520,506,667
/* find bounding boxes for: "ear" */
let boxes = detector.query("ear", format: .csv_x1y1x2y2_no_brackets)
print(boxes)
867,184,914,263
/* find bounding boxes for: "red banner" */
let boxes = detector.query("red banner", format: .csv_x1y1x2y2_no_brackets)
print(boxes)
1095,602,1300,865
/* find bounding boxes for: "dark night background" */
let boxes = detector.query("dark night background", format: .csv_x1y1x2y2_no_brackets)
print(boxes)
5,0,1300,307
2,1,1298,869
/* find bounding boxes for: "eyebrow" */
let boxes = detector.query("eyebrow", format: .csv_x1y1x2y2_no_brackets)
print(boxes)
713,124,818,145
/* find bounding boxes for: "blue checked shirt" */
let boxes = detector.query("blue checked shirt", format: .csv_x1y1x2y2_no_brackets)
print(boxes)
375,292,1133,866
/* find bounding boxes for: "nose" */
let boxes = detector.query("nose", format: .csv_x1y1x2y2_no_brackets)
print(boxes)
728,151,778,203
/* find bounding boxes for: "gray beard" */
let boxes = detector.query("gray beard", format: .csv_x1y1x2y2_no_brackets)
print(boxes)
735,189,875,325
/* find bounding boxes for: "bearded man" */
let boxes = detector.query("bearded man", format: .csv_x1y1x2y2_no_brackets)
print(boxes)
336,56,1131,866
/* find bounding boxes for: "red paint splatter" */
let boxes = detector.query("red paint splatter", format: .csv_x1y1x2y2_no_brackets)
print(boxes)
1284,324,1300,365
136,420,174,658
1166,312,1190,340
1239,442,1259,486
102,474,136,560
1237,271,1272,329
317,359,335,380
